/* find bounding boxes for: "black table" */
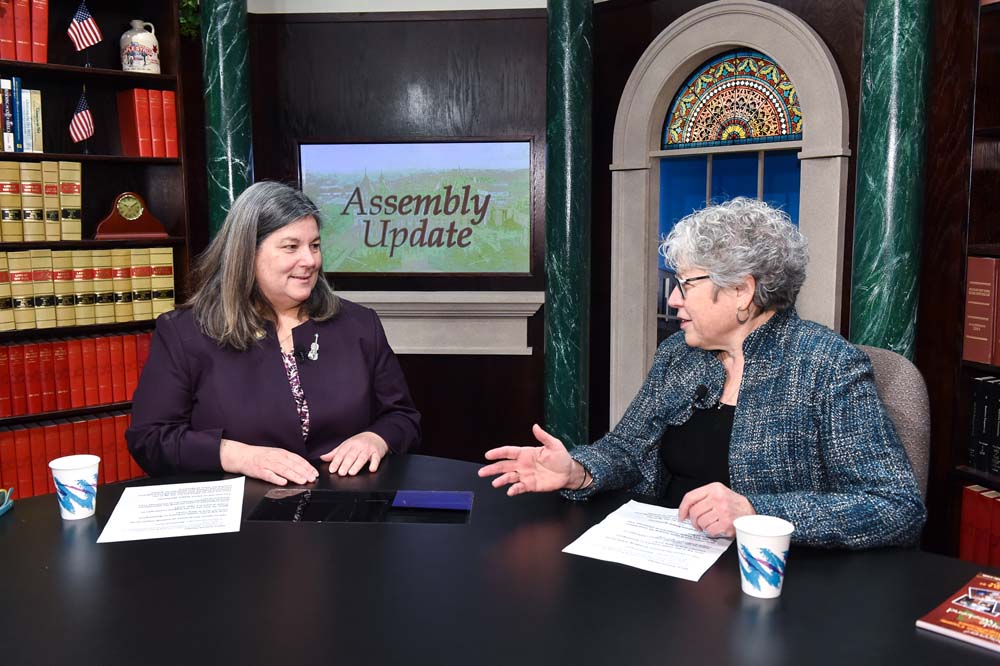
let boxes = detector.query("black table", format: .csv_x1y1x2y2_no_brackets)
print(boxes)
0,454,995,665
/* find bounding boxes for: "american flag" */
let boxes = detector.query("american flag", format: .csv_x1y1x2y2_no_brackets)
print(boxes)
67,1,103,51
69,91,94,143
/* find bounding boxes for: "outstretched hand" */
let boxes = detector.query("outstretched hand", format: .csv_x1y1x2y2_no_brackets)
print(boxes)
478,424,586,496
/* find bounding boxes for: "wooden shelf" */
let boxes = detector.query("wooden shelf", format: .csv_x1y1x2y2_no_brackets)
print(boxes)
968,243,1000,258
0,401,132,427
0,321,155,342
0,238,184,251
955,465,1000,490
0,153,180,164
962,359,1000,372
975,126,1000,138
0,59,177,88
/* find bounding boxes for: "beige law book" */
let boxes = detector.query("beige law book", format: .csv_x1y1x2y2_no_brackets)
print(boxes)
30,249,54,329
41,161,60,241
30,89,43,153
0,252,13,331
91,248,114,324
149,247,175,317
0,161,22,242
58,161,82,240
71,249,96,326
8,250,33,329
129,247,152,321
52,250,76,327
111,248,133,322
19,162,43,241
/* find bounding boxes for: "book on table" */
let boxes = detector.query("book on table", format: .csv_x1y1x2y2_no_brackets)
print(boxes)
917,572,1000,652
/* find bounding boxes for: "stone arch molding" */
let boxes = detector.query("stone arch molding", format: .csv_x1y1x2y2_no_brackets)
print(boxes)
608,0,850,422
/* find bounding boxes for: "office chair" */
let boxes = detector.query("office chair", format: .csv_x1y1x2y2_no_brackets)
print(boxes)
857,344,930,499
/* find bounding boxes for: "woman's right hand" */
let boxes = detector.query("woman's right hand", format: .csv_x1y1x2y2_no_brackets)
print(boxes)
478,424,587,496
220,439,319,486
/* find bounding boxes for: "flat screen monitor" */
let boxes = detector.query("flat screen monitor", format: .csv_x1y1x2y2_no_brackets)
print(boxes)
300,140,532,274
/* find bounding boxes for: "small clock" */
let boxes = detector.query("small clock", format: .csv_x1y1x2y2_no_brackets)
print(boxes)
116,193,144,220
95,191,167,239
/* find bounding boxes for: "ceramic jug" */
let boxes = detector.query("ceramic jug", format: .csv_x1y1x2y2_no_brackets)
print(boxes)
120,20,160,74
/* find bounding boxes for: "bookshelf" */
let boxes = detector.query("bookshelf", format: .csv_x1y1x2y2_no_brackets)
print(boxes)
0,2,191,490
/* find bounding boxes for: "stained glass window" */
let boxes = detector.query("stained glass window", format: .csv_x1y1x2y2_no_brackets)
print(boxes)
662,50,802,149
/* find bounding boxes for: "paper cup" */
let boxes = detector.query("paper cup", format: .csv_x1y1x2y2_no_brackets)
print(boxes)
48,455,100,520
733,515,794,599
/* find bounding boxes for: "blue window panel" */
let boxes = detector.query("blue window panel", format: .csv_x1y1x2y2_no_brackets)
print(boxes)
710,152,758,203
763,150,801,225
659,156,707,270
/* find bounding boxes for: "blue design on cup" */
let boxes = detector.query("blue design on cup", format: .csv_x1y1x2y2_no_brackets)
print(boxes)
54,476,97,514
738,544,788,591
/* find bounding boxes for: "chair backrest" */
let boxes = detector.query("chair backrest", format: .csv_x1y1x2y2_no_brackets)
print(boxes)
857,344,930,499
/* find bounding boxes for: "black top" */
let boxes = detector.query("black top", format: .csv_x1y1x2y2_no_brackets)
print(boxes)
660,403,735,507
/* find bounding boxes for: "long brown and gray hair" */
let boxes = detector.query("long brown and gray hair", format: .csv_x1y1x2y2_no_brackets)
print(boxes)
186,181,340,350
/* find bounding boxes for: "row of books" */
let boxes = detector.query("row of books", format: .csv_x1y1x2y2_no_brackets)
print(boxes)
118,88,178,159
968,375,1000,473
0,413,143,500
960,485,1000,566
0,1,48,64
0,247,175,331
0,331,151,418
963,256,1000,365
0,77,43,153
0,160,80,241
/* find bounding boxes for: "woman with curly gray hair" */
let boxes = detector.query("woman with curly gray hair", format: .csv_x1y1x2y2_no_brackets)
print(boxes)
481,197,925,549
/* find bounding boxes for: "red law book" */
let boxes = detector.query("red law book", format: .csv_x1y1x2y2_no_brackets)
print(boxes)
0,1,14,60
70,417,87,456
56,419,73,458
123,333,139,399
964,257,999,364
148,89,165,158
8,343,26,416
100,415,123,483
108,334,126,403
84,417,107,483
137,331,151,368
113,411,140,479
40,420,59,493
66,337,84,408
22,341,41,414
11,426,31,497
27,425,46,496
11,0,29,61
94,335,112,404
80,337,99,407
52,339,70,409
0,427,12,489
28,0,46,63
37,340,56,412
0,345,10,417
116,88,152,157
162,90,178,158
962,485,991,563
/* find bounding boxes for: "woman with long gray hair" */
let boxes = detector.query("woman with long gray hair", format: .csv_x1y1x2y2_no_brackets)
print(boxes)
481,198,924,549
128,181,420,484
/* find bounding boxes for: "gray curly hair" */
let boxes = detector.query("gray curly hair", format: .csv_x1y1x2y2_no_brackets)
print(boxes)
661,197,808,312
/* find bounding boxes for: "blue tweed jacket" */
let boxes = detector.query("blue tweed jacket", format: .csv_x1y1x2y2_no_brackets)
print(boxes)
568,308,926,549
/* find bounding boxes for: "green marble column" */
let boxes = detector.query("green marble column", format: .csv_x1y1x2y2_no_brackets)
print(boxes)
544,0,592,448
849,0,931,358
201,0,253,238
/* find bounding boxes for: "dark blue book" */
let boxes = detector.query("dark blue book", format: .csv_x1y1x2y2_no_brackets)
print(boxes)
11,76,22,153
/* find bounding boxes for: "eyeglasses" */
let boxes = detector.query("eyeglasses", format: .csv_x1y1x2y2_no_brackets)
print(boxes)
674,274,711,299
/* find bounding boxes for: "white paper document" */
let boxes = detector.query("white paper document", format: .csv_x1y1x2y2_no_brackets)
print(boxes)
563,499,733,581
97,477,245,543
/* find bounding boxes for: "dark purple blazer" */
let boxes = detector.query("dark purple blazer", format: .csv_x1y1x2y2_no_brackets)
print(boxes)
126,299,421,476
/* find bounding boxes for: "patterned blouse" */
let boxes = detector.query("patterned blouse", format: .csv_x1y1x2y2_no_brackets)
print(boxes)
280,351,311,440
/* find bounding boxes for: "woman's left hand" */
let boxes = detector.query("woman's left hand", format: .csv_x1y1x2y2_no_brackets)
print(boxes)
678,482,755,538
320,432,390,476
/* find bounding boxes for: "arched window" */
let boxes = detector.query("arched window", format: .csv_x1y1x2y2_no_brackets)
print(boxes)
608,1,850,423
656,49,804,342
